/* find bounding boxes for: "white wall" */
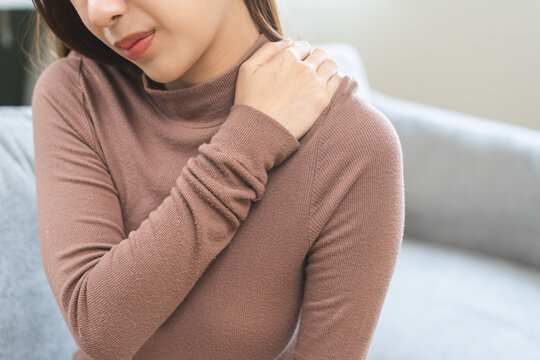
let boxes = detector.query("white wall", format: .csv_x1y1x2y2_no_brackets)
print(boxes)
278,0,540,131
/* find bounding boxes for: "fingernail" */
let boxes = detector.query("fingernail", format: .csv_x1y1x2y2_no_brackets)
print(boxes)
281,37,292,44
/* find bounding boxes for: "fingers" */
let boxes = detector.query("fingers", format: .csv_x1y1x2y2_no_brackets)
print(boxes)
245,38,313,71
281,40,312,62
327,72,344,96
244,38,292,68
303,47,329,74
242,36,344,97
317,58,339,83
303,46,342,91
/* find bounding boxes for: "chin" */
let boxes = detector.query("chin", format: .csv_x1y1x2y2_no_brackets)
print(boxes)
142,68,172,84
141,61,186,85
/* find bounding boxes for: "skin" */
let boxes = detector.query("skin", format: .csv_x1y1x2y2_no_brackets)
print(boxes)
70,0,262,90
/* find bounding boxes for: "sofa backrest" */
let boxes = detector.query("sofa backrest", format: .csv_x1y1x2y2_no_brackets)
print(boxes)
370,90,540,270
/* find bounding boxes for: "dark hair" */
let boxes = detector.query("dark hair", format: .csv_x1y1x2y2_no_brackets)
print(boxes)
31,0,285,68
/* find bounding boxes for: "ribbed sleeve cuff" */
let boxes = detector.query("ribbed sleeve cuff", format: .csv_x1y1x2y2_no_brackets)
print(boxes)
208,104,301,172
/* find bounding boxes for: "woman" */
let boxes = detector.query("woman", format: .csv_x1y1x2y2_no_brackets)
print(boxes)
31,0,405,359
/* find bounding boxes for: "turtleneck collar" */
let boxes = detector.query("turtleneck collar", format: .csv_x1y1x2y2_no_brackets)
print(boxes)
141,32,271,122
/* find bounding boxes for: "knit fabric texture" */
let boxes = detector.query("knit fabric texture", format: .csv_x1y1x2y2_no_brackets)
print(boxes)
31,32,405,360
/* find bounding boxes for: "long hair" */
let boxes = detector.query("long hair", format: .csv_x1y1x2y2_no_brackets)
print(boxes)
30,0,285,68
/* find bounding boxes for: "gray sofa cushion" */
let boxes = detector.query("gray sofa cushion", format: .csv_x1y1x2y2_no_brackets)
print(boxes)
0,106,77,360
370,236,540,360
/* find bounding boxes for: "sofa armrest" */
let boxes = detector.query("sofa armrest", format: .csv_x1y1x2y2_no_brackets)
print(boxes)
0,105,78,359
369,90,540,270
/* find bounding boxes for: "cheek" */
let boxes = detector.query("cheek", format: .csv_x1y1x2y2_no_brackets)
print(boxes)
152,0,219,37
73,10,104,44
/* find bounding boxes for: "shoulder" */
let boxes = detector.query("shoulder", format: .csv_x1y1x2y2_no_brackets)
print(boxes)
31,51,105,156
319,75,403,168
309,75,403,205
32,52,83,104
33,50,138,105
31,50,112,104
31,52,86,131
306,75,404,246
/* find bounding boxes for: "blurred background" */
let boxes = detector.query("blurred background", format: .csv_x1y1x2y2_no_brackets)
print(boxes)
1,0,539,130
1,1,539,359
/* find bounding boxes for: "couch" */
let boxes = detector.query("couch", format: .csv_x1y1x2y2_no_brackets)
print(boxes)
1,41,539,360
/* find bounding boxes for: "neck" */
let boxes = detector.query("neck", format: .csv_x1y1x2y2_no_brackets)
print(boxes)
163,6,262,90
140,32,271,121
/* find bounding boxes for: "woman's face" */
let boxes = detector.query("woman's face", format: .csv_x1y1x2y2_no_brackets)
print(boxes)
70,0,235,85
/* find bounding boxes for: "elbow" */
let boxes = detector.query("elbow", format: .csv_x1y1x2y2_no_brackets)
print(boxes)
71,316,136,360
62,277,136,360
77,333,136,360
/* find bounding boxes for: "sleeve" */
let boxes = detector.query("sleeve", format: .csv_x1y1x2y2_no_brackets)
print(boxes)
292,99,405,360
32,59,300,360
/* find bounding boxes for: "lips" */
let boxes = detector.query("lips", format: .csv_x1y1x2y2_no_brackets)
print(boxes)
114,30,155,50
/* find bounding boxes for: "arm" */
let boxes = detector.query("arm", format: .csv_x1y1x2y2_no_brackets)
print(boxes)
32,59,299,360
292,99,405,359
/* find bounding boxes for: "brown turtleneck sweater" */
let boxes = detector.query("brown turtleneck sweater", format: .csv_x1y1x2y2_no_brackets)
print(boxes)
32,32,404,360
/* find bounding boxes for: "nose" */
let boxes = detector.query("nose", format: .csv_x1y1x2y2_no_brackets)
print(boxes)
87,0,127,28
